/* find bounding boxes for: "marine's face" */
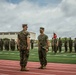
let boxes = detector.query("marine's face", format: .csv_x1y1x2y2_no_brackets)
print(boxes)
23,26,28,30
40,29,44,33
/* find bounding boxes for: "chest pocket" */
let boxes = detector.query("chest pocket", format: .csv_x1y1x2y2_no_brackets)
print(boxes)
19,32,27,50
39,36,46,46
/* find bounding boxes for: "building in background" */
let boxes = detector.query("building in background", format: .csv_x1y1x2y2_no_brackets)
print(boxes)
0,32,36,41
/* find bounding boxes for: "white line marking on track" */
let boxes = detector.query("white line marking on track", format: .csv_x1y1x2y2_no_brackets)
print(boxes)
31,54,35,55
63,55,67,56
47,55,50,56
10,53,15,54
4,53,9,54
72,55,76,57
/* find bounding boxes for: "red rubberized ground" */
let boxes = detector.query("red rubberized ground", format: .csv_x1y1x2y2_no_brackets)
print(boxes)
0,60,76,75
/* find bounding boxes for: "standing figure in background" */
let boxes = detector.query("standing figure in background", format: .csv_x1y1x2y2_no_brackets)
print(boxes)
30,39,34,49
74,38,76,53
4,39,9,51
10,39,15,51
64,38,68,53
58,37,62,53
53,38,58,54
53,33,58,54
51,38,54,52
69,37,73,53
53,33,57,39
0,39,3,51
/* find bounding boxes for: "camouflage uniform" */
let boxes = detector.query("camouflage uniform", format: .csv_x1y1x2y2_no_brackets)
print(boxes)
30,39,34,49
38,34,48,67
51,38,54,52
69,38,73,53
74,38,76,53
10,39,15,51
0,39,3,51
58,38,62,53
64,38,68,52
18,30,30,68
53,38,58,54
4,39,9,51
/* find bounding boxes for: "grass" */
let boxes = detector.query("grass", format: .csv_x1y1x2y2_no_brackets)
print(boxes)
0,47,76,64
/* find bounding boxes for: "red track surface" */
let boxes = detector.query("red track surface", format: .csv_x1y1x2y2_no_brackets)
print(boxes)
0,60,76,75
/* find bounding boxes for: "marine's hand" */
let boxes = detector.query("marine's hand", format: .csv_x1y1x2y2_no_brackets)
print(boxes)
46,48,48,52
27,47,30,50
18,47,20,50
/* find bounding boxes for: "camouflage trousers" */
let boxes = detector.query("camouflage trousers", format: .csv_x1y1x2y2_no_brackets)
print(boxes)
69,45,72,53
11,45,15,51
38,48,47,67
0,45,3,51
58,46,62,53
74,46,76,52
20,50,29,67
65,45,68,52
53,44,57,53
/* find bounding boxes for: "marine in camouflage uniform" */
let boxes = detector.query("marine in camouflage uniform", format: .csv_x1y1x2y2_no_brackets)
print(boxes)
74,38,76,53
53,38,58,54
10,39,15,51
0,39,3,51
38,27,49,69
4,39,9,51
51,38,54,52
69,37,73,53
17,24,30,71
64,38,68,52
58,37,62,53
30,39,34,49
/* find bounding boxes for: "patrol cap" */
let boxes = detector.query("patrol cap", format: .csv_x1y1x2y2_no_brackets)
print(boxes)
22,24,28,28
40,27,44,30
